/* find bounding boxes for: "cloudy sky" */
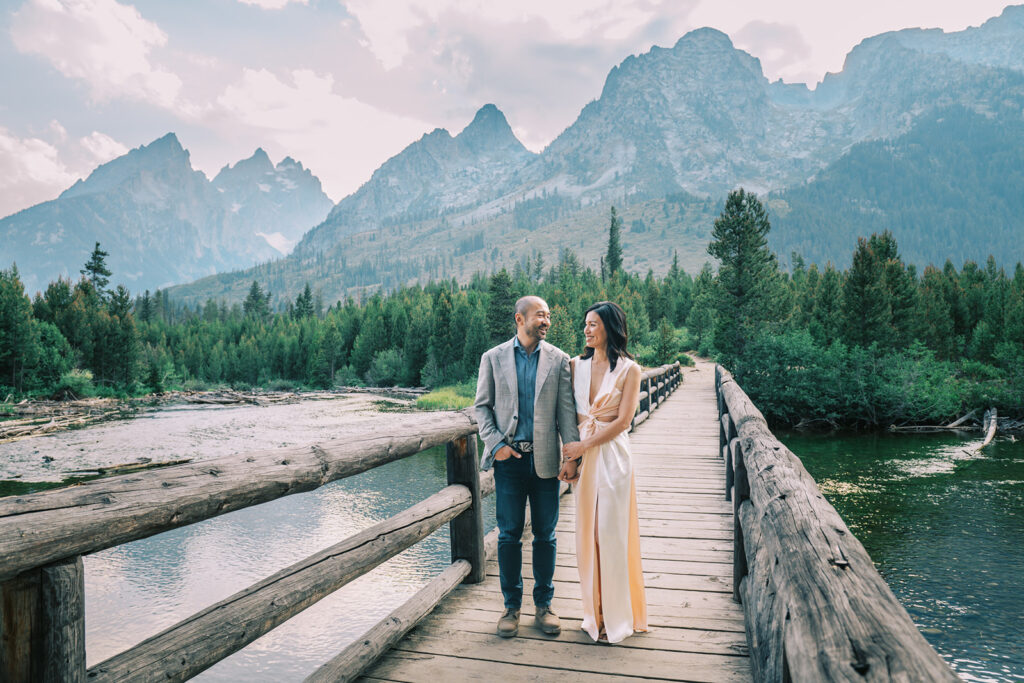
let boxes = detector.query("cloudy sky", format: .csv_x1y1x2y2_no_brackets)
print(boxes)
0,0,1014,218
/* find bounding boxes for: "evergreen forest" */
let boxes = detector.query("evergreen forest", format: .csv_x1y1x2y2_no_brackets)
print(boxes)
2,193,1022,429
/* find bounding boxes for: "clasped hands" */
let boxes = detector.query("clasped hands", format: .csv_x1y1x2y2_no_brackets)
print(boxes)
558,441,586,483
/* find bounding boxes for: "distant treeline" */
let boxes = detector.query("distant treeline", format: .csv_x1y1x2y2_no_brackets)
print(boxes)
2,192,1022,428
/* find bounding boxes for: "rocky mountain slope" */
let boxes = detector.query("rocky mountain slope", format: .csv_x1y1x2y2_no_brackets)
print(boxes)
1,134,332,294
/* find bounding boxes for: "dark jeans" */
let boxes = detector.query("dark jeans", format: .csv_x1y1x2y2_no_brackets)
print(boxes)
493,451,560,610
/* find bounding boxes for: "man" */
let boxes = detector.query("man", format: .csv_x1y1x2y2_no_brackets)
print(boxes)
475,295,580,638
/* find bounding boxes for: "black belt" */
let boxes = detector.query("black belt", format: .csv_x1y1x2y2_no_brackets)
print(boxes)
511,440,534,453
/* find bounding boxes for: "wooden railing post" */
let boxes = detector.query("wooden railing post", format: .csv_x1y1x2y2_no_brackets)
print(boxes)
731,440,748,604
446,435,485,583
1,556,85,683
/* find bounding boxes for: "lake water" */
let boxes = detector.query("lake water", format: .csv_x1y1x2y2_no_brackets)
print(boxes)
779,429,1024,683
2,401,1021,681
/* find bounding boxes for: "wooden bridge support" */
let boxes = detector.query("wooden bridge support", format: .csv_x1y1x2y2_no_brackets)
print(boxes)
0,556,85,683
447,434,485,583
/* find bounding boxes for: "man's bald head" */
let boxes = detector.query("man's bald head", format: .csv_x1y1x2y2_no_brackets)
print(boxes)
515,296,546,318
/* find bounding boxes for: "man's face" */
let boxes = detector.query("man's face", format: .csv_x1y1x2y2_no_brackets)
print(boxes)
517,300,551,343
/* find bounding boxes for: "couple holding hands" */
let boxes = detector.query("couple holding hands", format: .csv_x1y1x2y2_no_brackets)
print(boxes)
475,296,648,644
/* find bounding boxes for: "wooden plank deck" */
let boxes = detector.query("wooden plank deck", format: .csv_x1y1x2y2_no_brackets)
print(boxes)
361,360,750,682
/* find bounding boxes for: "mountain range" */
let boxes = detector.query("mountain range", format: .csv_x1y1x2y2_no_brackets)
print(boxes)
4,4,1024,303
1,134,332,294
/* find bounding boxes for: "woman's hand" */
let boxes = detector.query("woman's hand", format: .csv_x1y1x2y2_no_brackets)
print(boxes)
558,459,580,484
562,440,585,462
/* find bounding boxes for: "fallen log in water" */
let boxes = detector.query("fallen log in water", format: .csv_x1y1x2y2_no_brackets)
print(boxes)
977,408,998,450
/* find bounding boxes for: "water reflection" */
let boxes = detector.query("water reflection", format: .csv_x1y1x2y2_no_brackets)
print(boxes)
779,431,1024,682
85,444,496,681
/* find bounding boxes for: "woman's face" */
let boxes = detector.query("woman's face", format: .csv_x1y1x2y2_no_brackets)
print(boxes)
583,311,607,351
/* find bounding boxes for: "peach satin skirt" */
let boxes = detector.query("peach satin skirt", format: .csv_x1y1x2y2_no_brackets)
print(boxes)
573,426,648,643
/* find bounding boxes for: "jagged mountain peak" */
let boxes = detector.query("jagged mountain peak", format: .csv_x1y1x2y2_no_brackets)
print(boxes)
60,132,195,200
456,103,527,155
213,147,275,186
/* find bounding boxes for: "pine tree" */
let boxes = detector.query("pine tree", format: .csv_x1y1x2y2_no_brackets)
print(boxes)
706,189,787,365
81,242,112,297
605,206,623,278
486,268,515,345
842,237,890,347
243,281,270,320
139,290,153,323
107,285,138,386
350,298,387,375
686,263,716,352
428,288,460,385
294,283,314,319
810,264,843,346
919,265,956,359
0,266,37,392
461,304,491,377
653,317,677,365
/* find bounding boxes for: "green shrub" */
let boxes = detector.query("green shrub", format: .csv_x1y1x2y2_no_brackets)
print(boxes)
416,378,477,411
366,349,404,386
333,365,364,387
54,369,94,399
266,378,302,392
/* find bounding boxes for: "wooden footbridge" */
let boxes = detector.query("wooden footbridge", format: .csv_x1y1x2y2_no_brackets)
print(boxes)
0,360,958,682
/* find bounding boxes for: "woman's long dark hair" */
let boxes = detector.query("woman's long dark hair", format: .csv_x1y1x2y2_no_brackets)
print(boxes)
580,301,633,371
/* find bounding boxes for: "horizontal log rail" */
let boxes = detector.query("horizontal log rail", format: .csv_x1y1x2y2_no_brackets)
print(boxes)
88,483,473,682
632,361,681,430
1,365,681,682
0,411,477,583
714,365,958,682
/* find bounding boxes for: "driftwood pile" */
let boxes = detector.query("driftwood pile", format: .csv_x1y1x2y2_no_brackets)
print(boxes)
0,398,134,443
889,407,1024,437
0,387,420,443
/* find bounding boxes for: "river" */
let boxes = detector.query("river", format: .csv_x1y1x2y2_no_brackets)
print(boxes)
1,400,1021,681
780,429,1024,683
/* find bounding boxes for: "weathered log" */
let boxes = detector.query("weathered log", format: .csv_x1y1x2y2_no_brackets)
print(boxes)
717,368,958,682
87,483,472,683
0,556,85,683
447,436,484,583
304,560,471,683
978,407,998,450
944,409,978,429
720,413,734,454
0,411,477,583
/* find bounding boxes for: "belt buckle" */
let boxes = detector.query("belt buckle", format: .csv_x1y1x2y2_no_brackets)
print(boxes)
512,440,534,453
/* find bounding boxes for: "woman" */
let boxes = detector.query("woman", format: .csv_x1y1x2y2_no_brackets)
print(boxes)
559,301,648,644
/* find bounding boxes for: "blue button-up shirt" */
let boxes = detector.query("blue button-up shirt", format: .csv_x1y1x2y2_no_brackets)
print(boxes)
492,336,540,456
512,335,540,443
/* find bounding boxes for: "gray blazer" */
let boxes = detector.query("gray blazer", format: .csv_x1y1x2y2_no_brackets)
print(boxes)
475,338,580,479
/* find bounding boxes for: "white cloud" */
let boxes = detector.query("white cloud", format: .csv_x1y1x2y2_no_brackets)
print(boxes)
217,68,431,200
80,131,129,163
0,127,79,217
10,0,184,109
237,0,308,8
345,0,685,70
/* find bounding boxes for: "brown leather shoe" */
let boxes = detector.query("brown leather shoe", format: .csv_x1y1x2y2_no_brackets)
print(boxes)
497,608,520,638
535,606,561,635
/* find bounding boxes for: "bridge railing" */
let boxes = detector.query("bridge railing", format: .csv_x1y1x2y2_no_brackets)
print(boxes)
0,361,681,682
714,365,958,682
